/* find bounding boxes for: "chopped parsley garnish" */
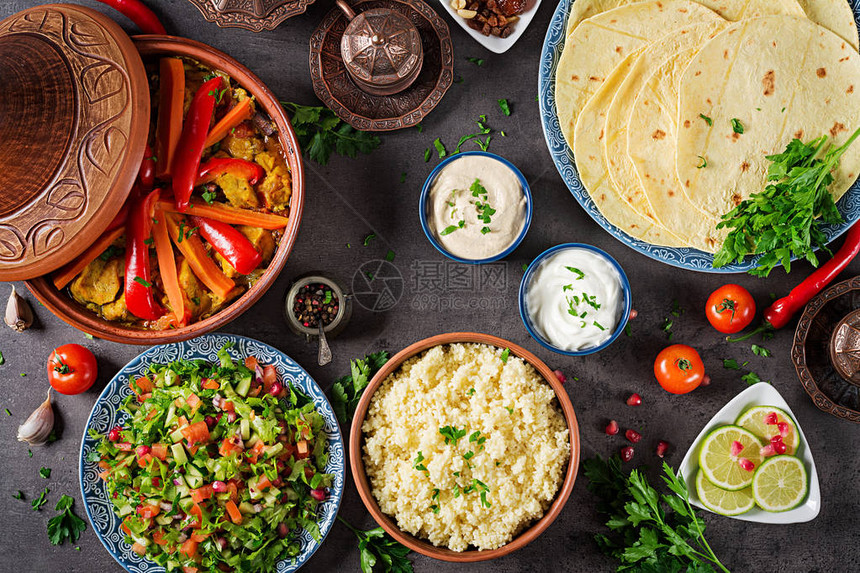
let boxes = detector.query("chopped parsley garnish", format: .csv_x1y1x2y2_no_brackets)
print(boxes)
731,118,745,134
133,277,152,288
433,138,448,158
662,318,674,340
363,233,376,246
582,293,601,310
467,387,476,396
439,426,467,445
413,451,429,473
697,156,708,169
330,352,390,424
742,371,767,385
399,172,407,184
723,359,740,370
440,220,465,235
463,451,475,460
480,491,492,508
424,148,431,162
751,344,772,357
385,249,396,262
40,467,51,479
201,189,217,204
500,348,510,363
505,406,514,415
565,266,585,280
143,238,154,246
469,431,486,446
466,57,485,66
624,324,632,337
31,487,49,511
670,300,684,317
4,408,10,416
323,291,333,304
191,296,200,305
593,321,605,331
98,245,124,261
498,99,511,116
13,491,24,500
699,114,713,126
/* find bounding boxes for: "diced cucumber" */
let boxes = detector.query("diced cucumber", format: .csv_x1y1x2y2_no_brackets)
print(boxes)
169,427,186,443
240,419,251,441
186,463,203,477
171,443,188,465
245,433,260,449
238,501,256,514
221,382,235,396
117,502,134,516
155,514,172,526
235,375,251,398
164,369,179,387
265,442,284,459
164,403,178,428
186,473,204,489
175,484,189,498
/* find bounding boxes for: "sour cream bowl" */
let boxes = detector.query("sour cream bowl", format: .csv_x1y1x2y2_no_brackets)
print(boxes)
519,244,632,356
420,151,532,264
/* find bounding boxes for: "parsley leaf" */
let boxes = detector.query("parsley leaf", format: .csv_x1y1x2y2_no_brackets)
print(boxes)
281,101,381,165
742,371,767,385
751,344,772,357
47,495,87,545
466,57,485,66
337,517,413,573
329,352,390,424
40,467,51,479
731,118,745,134
433,138,448,158
201,189,217,204
565,266,585,280
697,155,708,169
723,359,740,370
31,487,49,511
13,491,24,500
500,348,510,363
363,233,376,247
439,425,467,445
699,113,713,126
498,98,511,116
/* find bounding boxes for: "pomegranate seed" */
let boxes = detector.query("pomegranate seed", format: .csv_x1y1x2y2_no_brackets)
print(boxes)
656,440,670,458
212,481,227,493
269,382,283,396
760,444,776,457
108,426,122,442
310,488,327,501
553,369,567,384
277,522,290,538
777,422,790,438
625,429,642,444
605,420,620,435
730,440,744,457
770,435,784,446
626,393,642,406
764,412,779,425
151,477,161,487
620,446,635,462
136,445,151,458
204,415,216,429
773,441,787,455
738,458,755,472
700,374,711,387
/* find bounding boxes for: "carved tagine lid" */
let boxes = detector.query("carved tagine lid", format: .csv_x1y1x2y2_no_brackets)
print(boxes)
0,4,149,281
337,0,423,96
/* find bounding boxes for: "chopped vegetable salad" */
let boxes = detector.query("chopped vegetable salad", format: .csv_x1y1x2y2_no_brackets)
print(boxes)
89,345,332,572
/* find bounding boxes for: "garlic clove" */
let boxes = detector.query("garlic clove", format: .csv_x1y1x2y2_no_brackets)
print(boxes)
5,285,34,332
17,389,54,446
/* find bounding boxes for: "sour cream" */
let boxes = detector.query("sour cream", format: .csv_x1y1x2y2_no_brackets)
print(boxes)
427,155,528,260
526,248,623,351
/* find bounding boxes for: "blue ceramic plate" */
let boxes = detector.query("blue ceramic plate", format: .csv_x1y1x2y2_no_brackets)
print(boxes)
538,0,860,273
79,333,345,573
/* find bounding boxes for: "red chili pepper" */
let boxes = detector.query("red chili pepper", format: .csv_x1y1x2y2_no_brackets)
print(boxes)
138,144,156,191
730,221,860,340
96,0,166,34
195,158,265,187
188,216,262,275
125,188,164,320
173,76,223,212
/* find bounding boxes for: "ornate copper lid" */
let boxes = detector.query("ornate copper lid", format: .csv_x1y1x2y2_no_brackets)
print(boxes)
337,0,423,96
185,0,315,31
830,308,860,386
0,4,149,281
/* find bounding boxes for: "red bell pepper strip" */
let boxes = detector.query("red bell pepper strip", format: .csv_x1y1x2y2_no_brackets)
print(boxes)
138,143,156,191
730,221,860,340
188,216,262,275
96,0,166,35
125,189,164,320
173,76,223,212
195,158,265,187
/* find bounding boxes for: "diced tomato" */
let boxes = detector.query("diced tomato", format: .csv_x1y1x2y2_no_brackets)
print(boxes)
222,401,235,413
304,466,315,481
246,440,266,463
137,504,160,519
181,421,210,445
188,503,203,529
132,542,147,556
256,475,271,491
190,531,210,543
98,460,111,471
121,518,132,535
296,439,310,459
280,442,296,461
145,408,160,421
182,567,199,573
177,415,189,427
116,442,134,451
179,538,199,559
219,437,243,457
248,386,262,397
244,356,259,370
261,365,277,392
190,484,213,504
225,499,243,524
185,441,199,455
226,481,239,503
186,393,201,413
98,469,111,481
152,529,169,546
201,378,220,390
131,377,154,395
150,443,168,460
137,453,154,468
138,393,152,403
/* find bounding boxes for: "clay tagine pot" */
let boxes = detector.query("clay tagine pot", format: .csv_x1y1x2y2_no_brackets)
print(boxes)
335,0,423,96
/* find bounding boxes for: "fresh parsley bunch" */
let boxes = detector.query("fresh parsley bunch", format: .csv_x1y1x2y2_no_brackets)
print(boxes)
338,517,413,573
47,494,87,546
281,101,381,166
584,456,729,573
330,352,389,424
714,128,860,276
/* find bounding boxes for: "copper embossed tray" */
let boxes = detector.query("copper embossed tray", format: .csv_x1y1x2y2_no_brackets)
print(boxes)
310,0,453,131
186,0,315,31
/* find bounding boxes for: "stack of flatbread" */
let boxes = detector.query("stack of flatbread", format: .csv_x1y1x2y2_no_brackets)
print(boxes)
556,0,860,253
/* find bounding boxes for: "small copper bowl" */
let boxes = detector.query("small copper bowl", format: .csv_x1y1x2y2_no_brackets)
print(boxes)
349,332,580,562
25,36,305,344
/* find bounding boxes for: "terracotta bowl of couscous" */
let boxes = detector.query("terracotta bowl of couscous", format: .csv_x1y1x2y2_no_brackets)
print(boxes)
349,332,580,562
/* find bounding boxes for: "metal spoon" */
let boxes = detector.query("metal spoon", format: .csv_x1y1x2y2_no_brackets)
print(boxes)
317,322,332,366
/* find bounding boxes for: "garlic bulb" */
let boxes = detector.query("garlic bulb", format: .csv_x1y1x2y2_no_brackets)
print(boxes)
5,285,33,332
17,389,54,446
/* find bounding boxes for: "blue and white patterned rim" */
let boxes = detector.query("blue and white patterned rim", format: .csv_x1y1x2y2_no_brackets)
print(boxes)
537,0,860,273
78,333,345,573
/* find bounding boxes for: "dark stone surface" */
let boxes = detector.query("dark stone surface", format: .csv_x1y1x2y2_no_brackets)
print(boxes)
2,1,860,571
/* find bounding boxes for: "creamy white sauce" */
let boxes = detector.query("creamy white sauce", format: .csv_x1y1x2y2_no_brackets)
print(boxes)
526,248,623,351
427,155,527,260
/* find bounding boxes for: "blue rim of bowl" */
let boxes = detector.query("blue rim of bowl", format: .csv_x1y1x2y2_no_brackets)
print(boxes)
518,243,632,356
419,151,533,264
78,333,345,573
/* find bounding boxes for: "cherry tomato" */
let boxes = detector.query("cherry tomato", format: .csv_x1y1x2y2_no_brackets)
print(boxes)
654,344,705,395
705,284,756,334
47,344,98,395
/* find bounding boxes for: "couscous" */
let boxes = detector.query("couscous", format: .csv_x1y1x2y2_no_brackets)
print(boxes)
362,343,570,551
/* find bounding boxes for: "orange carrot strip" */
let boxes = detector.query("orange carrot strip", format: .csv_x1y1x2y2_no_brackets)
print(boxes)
158,199,288,230
204,98,253,149
164,212,234,299
152,209,188,327
52,226,125,290
156,58,185,178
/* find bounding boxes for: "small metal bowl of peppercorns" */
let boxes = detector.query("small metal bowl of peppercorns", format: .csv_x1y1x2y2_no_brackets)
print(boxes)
284,274,352,341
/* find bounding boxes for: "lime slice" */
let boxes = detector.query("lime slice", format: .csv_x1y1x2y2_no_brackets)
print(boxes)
698,425,764,491
752,455,808,512
695,470,755,516
736,406,800,454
